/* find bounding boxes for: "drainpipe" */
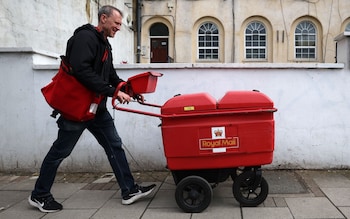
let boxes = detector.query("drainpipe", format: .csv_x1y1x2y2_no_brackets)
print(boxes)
232,0,235,63
136,0,142,63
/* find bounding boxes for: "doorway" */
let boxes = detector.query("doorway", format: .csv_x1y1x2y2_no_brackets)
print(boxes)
151,38,168,63
150,23,169,63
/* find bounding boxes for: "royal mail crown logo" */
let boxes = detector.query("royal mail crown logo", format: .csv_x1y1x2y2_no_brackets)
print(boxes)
214,129,223,137
212,126,226,139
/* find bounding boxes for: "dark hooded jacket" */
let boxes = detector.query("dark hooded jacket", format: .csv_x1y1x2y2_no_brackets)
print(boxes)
65,24,124,112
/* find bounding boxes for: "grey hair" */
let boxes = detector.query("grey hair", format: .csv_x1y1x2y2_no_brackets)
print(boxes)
98,5,123,21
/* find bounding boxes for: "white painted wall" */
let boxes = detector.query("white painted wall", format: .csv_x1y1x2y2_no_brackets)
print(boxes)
0,0,135,64
0,34,349,172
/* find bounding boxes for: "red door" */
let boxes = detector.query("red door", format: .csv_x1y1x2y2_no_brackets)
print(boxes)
151,38,168,63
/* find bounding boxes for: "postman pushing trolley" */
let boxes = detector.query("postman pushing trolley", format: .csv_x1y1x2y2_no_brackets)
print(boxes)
112,72,277,213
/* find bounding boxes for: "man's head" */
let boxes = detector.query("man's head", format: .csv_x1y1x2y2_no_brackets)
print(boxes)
97,5,123,39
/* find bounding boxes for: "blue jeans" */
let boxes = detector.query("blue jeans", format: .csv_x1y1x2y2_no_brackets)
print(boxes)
32,110,135,198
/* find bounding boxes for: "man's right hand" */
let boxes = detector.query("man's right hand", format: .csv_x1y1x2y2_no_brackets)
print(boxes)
116,91,131,104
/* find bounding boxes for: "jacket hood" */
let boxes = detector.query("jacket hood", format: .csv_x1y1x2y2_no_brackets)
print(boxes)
73,24,106,42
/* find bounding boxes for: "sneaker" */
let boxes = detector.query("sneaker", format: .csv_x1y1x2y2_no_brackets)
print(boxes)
122,184,156,205
28,195,63,213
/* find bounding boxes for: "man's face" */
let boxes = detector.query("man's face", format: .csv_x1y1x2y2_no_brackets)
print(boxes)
100,10,122,38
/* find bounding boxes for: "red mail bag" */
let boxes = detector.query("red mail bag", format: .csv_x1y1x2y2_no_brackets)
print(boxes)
41,56,102,121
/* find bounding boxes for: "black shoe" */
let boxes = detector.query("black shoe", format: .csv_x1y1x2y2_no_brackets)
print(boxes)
28,195,63,213
122,184,156,205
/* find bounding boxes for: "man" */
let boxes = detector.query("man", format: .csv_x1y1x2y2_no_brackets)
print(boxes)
29,5,155,213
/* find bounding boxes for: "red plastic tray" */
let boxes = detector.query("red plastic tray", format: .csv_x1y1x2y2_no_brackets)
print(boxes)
127,72,163,94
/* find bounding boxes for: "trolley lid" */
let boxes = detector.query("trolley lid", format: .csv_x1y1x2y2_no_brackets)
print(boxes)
217,90,274,109
161,93,217,115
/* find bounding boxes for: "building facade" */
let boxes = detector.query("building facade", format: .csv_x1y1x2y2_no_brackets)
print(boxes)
1,0,349,64
136,0,350,63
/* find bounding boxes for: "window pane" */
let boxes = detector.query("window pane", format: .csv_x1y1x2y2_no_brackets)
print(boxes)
295,21,316,59
198,22,219,59
346,23,350,31
245,21,267,59
150,23,169,36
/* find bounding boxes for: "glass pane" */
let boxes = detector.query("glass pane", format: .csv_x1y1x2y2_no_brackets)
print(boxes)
346,23,350,31
295,21,317,59
150,23,169,36
198,22,220,59
245,21,267,59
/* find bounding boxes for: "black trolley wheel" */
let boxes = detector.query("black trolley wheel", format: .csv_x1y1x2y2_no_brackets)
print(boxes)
175,175,213,213
232,170,269,207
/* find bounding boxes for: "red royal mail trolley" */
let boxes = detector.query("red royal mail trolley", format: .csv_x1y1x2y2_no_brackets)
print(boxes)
112,72,277,213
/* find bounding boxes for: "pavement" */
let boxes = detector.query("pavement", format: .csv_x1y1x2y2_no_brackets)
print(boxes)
0,169,350,219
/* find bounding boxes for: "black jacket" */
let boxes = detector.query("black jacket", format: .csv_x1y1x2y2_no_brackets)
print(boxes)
65,24,124,111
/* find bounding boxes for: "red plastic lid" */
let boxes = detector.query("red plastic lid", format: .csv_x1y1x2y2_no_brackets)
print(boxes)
217,91,273,109
161,93,217,115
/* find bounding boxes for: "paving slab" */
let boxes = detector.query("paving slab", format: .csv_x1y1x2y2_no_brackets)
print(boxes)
191,198,241,219
0,176,35,191
242,207,293,219
62,190,116,209
42,209,97,219
91,198,149,219
264,170,308,194
0,199,45,219
273,197,288,207
142,208,191,219
148,189,177,208
0,190,29,211
321,188,350,206
313,174,350,188
285,197,345,219
51,183,88,199
339,207,350,219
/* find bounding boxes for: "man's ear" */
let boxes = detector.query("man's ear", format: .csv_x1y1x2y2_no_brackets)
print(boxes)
100,14,107,24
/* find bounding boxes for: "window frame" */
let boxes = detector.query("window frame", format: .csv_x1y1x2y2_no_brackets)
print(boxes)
294,21,317,60
244,21,267,60
197,22,219,60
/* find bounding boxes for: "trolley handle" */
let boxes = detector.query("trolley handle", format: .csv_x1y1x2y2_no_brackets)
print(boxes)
112,81,127,108
112,82,163,118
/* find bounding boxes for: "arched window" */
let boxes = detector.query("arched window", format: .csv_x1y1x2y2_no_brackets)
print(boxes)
198,22,219,59
245,21,266,59
150,22,169,36
295,21,316,59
